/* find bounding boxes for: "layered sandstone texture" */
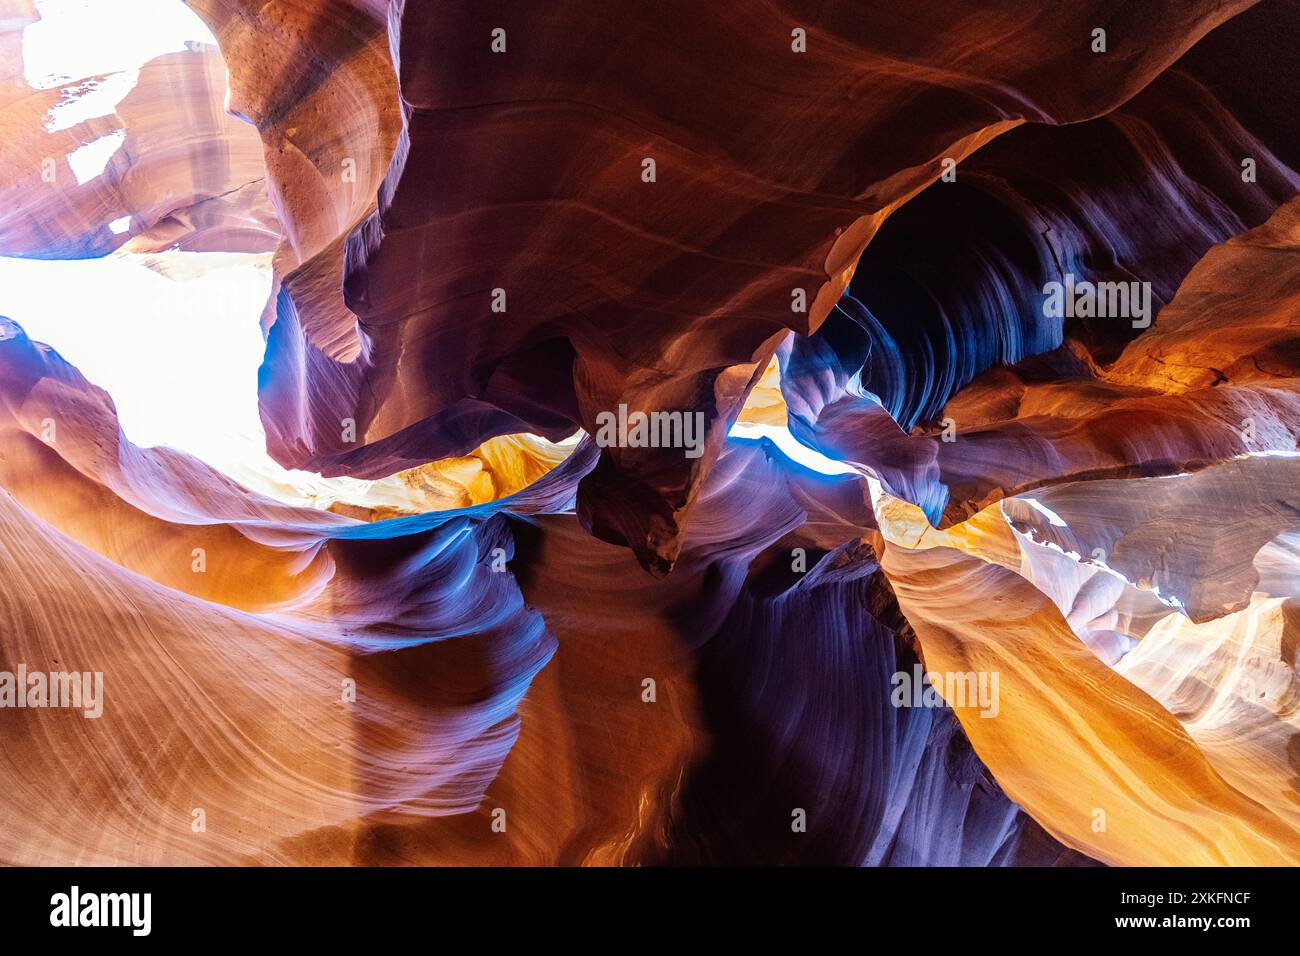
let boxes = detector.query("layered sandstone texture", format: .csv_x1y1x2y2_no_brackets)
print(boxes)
0,0,1298,865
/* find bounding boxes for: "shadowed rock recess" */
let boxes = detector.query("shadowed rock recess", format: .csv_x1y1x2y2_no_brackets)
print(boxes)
0,0,1298,866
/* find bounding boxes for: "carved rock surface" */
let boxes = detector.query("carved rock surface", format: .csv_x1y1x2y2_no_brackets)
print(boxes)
1,0,1299,868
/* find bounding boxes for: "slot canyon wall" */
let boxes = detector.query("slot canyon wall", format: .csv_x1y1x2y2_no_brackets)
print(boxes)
0,0,1298,865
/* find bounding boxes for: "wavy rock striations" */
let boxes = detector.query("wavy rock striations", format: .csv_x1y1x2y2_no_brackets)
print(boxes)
0,0,1299,868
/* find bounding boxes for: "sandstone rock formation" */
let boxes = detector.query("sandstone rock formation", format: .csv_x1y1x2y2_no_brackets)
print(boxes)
0,0,1298,867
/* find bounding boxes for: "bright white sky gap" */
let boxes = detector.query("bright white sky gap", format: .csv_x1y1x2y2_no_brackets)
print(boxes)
23,0,215,88
24,0,217,152
66,129,125,184
0,253,273,464
4,2,351,502
727,423,859,476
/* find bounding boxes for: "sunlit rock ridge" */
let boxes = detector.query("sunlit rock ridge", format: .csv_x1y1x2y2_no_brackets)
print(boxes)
0,0,1298,866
